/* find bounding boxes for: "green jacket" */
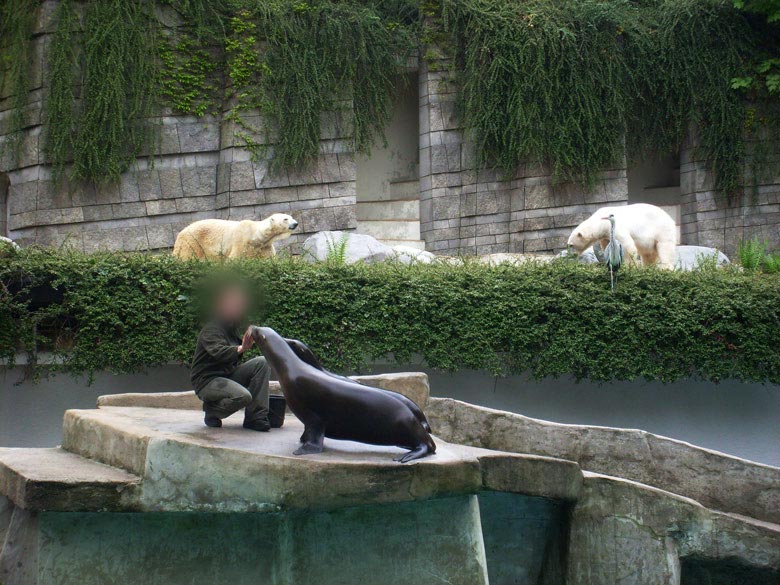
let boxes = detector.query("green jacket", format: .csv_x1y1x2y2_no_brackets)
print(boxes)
191,320,243,391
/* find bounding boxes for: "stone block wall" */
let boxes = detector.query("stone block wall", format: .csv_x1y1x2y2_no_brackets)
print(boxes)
680,130,780,253
0,1,357,254
1,2,779,257
418,53,627,256
215,109,356,253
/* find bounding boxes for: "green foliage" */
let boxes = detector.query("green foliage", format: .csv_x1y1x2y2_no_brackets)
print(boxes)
738,237,780,272
2,249,779,384
762,250,780,273
46,0,160,182
10,0,417,181
219,1,417,169
45,0,77,182
733,0,780,98
323,232,351,265
159,35,219,117
443,0,775,196
3,0,780,196
738,238,767,270
736,0,780,21
442,0,637,184
0,0,40,160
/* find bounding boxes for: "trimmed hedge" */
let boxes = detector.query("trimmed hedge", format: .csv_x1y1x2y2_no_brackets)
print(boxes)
1,248,779,384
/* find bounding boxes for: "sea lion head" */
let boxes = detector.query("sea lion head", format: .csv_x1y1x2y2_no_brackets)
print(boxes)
250,326,293,360
252,326,303,380
252,325,278,347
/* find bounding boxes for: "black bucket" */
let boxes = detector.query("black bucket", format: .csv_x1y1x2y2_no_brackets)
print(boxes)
269,394,287,428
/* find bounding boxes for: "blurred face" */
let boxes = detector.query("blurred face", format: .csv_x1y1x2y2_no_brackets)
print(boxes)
215,286,248,324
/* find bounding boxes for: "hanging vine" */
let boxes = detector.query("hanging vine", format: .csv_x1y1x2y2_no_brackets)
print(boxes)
2,0,780,197
38,0,417,181
631,0,760,198
73,0,159,181
442,0,778,197
0,0,41,161
45,0,77,182
204,1,418,169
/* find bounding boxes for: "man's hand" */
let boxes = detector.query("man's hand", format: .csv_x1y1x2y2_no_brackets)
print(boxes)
237,326,255,354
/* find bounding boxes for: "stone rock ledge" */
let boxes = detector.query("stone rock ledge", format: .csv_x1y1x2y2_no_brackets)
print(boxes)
1,394,780,584
427,397,780,525
567,472,780,583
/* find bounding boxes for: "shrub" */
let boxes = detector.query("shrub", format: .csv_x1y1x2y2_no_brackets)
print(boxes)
1,248,779,384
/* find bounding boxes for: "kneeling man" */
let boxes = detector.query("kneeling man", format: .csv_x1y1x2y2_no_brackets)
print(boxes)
190,284,271,431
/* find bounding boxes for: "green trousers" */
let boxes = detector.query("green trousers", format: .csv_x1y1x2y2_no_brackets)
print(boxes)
197,357,270,423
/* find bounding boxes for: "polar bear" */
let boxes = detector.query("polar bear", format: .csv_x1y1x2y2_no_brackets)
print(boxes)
567,204,677,269
173,213,299,260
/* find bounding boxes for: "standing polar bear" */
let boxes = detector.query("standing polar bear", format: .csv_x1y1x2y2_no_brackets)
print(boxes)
567,204,677,269
173,213,299,260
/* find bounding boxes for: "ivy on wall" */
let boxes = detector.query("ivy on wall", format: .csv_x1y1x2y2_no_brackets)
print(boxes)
55,0,159,181
0,0,40,158
442,0,777,196
1,0,779,196
1,0,418,183
1,249,779,384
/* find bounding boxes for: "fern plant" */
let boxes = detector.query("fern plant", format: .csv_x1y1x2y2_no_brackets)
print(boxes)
762,250,780,274
738,238,768,272
325,232,351,266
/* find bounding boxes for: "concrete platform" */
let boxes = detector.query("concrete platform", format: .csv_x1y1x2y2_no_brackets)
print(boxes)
61,406,582,512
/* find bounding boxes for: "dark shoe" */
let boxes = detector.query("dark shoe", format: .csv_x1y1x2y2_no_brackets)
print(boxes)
204,415,222,428
243,418,271,432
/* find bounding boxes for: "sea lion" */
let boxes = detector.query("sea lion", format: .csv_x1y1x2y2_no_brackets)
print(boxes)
254,326,436,463
283,337,431,433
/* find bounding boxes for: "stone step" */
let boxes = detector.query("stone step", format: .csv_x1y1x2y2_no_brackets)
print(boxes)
356,199,419,221
358,219,421,241
379,239,427,250
0,447,139,511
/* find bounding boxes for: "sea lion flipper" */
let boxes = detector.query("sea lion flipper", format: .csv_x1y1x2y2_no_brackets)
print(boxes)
294,422,324,455
394,444,433,464
294,442,324,455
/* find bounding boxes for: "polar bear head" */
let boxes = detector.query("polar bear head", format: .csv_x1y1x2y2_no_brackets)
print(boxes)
567,228,591,253
567,215,610,253
254,213,299,245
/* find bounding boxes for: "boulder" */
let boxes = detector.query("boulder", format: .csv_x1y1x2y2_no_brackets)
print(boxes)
562,245,729,270
675,245,730,270
388,245,436,265
301,231,390,264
